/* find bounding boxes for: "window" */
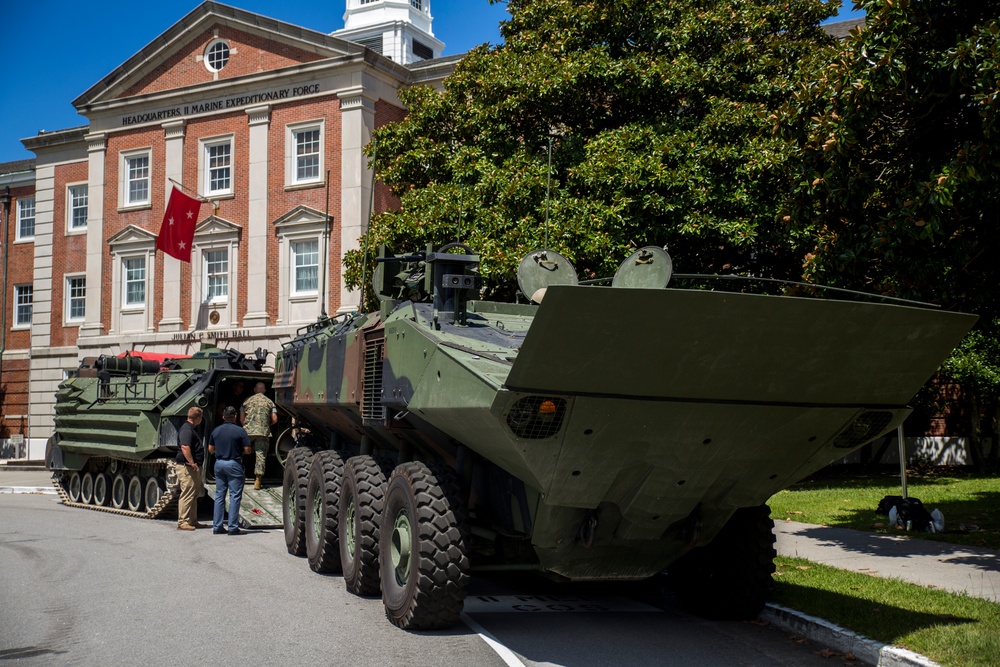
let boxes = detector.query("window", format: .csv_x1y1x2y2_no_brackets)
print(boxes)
412,39,434,60
66,276,86,322
17,197,35,240
411,0,423,9
204,249,229,303
14,285,33,327
124,257,146,307
205,39,230,72
125,153,150,206
69,185,88,230
206,141,232,195
295,128,321,183
292,240,319,294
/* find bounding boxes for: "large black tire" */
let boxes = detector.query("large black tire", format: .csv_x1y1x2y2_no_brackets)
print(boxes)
282,447,313,556
339,455,387,596
306,450,344,573
379,461,470,630
669,505,777,619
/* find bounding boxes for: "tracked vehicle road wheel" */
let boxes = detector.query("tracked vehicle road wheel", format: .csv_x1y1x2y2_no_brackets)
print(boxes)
283,447,314,557
379,461,470,630
669,505,777,620
80,473,94,504
306,450,345,573
340,455,386,596
127,476,145,512
144,477,165,510
93,473,111,506
67,473,82,502
111,474,127,509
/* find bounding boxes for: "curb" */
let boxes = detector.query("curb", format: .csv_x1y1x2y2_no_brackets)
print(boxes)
762,603,941,667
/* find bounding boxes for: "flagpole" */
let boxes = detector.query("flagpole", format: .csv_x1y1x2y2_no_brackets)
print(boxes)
167,178,211,204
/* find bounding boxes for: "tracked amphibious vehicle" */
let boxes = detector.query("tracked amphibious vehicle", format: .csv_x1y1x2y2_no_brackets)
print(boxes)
46,347,285,522
276,243,977,630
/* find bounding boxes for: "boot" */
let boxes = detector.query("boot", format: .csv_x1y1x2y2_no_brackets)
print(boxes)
254,476,262,490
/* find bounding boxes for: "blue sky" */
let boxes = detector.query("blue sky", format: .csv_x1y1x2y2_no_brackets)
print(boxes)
0,1,862,164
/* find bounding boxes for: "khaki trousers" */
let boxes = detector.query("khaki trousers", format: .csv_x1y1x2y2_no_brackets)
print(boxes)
176,462,202,528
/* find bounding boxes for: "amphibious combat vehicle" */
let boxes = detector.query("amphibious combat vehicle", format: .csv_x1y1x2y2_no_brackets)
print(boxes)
46,346,286,521
275,243,977,630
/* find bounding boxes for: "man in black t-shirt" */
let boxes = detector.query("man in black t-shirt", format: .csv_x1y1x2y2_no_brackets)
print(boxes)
208,405,252,535
175,406,205,531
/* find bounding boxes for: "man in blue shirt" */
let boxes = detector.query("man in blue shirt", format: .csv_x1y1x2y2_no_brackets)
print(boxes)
208,405,252,535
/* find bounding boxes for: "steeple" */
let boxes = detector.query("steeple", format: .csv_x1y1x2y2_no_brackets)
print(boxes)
334,0,444,64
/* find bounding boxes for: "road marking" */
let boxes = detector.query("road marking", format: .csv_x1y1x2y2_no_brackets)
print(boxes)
463,594,661,614
461,612,528,667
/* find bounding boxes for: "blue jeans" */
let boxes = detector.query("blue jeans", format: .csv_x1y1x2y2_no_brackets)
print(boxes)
213,459,245,532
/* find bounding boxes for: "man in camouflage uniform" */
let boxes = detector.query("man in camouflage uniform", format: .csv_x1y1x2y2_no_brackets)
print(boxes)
240,382,277,490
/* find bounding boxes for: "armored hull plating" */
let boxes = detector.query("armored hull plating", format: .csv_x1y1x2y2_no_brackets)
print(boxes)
275,245,976,629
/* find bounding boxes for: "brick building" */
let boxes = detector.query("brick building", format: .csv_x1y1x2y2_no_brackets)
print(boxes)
0,0,459,459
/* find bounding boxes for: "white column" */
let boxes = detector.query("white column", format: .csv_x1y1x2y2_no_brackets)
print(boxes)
244,104,271,327
79,133,106,338
160,120,186,331
27,164,56,451
338,92,376,314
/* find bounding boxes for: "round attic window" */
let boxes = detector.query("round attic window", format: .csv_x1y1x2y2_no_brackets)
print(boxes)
205,39,230,72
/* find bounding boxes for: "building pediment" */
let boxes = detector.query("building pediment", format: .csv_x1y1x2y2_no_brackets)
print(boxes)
273,205,331,229
74,2,364,110
107,224,158,248
194,215,242,239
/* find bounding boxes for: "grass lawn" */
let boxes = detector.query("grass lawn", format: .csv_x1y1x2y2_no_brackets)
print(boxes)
766,467,1000,667
768,467,1000,550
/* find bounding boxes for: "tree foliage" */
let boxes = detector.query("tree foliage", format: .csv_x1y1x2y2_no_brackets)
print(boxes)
346,0,838,303
782,0,1000,317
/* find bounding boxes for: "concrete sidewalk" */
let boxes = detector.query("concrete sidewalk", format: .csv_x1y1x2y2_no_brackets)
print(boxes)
0,466,56,494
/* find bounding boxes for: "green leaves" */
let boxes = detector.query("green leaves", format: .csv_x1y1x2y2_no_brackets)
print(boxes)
351,0,838,301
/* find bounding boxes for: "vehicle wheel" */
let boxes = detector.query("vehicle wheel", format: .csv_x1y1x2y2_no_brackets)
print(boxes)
127,476,145,512
306,450,345,573
282,447,313,556
275,428,295,467
379,461,470,630
93,473,111,506
144,476,166,510
111,474,127,509
340,455,386,596
67,472,82,502
669,505,777,619
80,472,94,504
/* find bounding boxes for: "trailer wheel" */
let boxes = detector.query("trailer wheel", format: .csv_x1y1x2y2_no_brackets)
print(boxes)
67,472,82,502
81,473,94,504
126,476,145,512
379,461,470,630
283,447,313,556
93,473,111,506
340,455,386,596
306,450,344,573
669,505,776,619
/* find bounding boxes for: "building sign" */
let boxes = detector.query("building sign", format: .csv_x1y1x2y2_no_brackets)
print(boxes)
121,84,322,127
171,328,254,342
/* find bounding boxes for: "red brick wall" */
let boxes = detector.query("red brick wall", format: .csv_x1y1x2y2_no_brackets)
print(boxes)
50,161,90,348
374,101,406,216
0,358,29,440
4,184,36,352
269,98,343,313
124,26,325,98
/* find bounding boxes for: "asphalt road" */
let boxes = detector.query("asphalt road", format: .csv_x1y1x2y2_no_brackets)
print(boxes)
1,493,859,667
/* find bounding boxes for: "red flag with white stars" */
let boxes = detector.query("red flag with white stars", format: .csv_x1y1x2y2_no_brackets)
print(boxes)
156,186,201,262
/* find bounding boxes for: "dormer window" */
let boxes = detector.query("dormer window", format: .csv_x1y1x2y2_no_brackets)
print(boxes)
205,39,230,72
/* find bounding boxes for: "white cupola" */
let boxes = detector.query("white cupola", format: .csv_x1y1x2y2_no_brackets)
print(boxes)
334,0,445,64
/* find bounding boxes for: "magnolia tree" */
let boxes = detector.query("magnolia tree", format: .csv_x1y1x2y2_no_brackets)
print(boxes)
345,0,838,303
783,0,1000,468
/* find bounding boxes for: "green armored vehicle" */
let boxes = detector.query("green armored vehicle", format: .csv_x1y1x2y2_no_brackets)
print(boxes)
275,243,975,630
46,346,284,521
